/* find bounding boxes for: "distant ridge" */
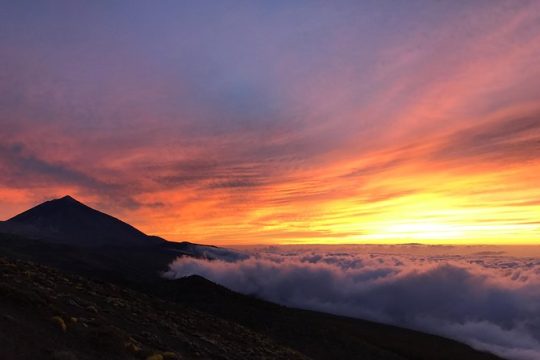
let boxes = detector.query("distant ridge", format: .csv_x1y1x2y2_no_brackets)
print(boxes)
1,195,163,247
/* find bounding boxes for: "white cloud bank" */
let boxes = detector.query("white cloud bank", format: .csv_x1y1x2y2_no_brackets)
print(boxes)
165,245,540,360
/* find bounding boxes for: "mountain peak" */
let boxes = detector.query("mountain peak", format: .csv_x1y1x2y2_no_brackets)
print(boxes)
4,196,163,247
57,195,79,203
43,195,85,209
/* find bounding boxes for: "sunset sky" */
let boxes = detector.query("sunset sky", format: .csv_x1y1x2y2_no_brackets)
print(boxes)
1,1,540,245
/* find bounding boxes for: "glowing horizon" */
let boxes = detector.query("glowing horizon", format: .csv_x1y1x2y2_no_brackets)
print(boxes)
1,1,540,245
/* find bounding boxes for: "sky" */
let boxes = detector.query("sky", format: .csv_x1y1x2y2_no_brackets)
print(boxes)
1,1,540,245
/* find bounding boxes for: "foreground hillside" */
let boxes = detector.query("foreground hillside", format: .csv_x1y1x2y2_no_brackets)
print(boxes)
0,240,503,360
0,256,306,360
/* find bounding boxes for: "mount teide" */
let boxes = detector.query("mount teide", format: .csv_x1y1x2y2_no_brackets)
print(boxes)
1,195,164,247
0,195,196,284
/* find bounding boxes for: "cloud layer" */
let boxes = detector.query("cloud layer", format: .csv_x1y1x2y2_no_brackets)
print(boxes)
166,245,540,360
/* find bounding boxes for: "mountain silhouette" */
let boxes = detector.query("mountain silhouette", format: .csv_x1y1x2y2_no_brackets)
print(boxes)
2,195,163,247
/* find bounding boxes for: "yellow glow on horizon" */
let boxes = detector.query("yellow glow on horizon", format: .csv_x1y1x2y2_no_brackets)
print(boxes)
123,165,540,246
3,123,540,247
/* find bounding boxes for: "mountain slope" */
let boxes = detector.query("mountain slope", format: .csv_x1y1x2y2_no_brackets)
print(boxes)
157,276,502,360
0,256,306,360
2,196,162,247
0,232,503,360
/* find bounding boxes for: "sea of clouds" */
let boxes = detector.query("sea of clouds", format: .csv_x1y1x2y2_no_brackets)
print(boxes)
165,244,540,360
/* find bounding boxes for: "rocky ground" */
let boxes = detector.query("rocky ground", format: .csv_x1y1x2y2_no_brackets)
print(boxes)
0,256,306,360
